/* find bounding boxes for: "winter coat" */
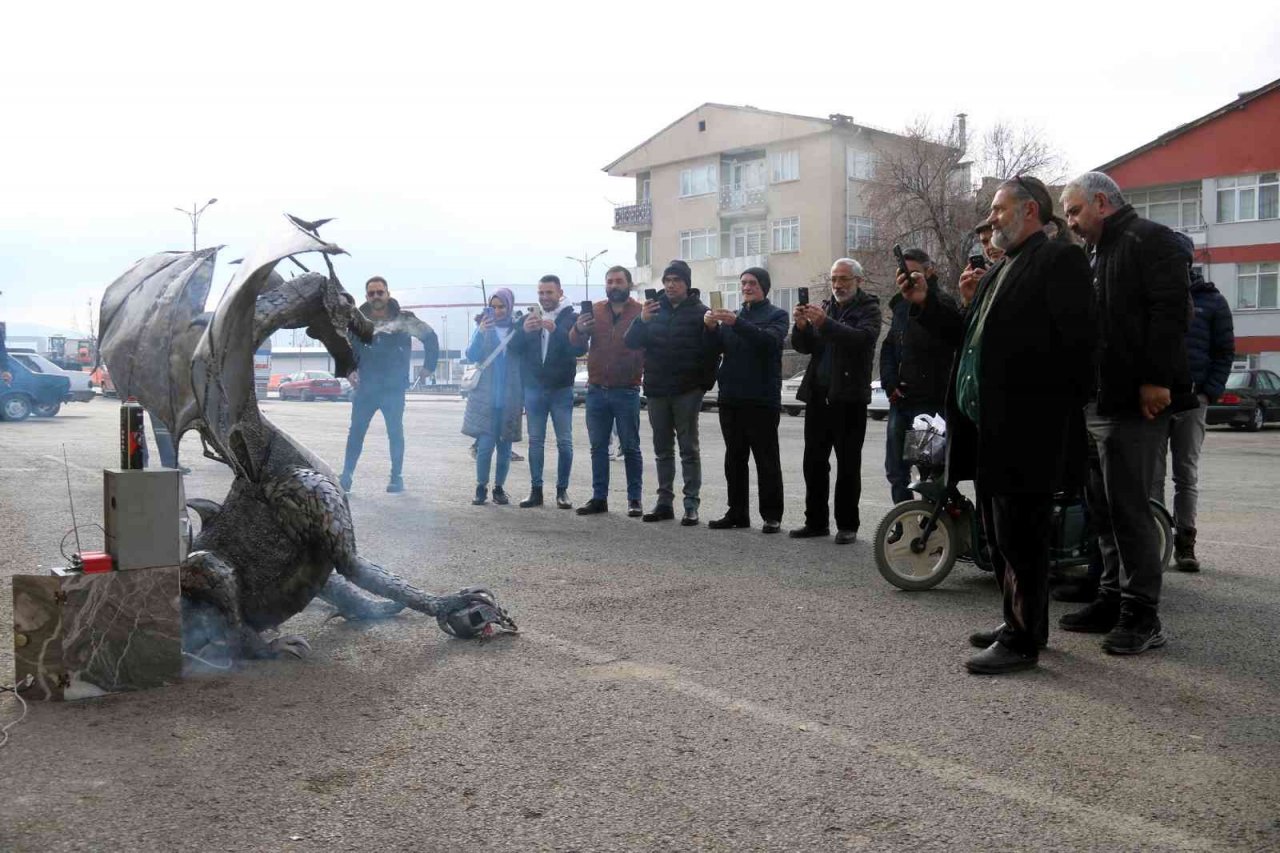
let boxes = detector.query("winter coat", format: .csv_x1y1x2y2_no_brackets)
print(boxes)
912,231,1094,495
509,302,579,391
1091,205,1194,417
791,289,881,405
623,292,719,398
351,298,438,395
705,298,789,409
1186,274,1235,402
461,326,523,442
880,282,958,408
569,299,645,387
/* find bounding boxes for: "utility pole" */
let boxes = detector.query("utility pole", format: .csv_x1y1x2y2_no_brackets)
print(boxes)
174,198,218,251
440,314,450,383
565,249,609,301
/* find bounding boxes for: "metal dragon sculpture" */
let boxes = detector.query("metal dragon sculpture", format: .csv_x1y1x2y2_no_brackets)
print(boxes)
98,216,517,660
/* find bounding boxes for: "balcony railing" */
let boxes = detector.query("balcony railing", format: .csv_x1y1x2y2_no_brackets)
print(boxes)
717,255,767,278
613,201,652,230
719,184,766,213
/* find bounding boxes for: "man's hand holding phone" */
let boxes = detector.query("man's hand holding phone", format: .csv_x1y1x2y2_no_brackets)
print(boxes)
640,298,659,323
896,270,928,305
522,313,542,332
957,267,984,307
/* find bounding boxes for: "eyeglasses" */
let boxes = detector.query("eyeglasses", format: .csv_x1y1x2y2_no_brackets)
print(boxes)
830,275,856,284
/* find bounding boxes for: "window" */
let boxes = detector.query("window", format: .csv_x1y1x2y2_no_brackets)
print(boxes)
680,164,718,198
770,150,800,183
846,216,875,251
1128,185,1202,229
678,228,717,261
730,222,768,258
771,288,800,314
723,290,741,311
1218,173,1279,223
637,233,651,267
1236,262,1279,310
771,217,800,253
847,148,877,181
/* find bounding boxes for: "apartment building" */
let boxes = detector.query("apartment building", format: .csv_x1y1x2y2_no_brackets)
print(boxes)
605,104,922,313
1097,77,1280,372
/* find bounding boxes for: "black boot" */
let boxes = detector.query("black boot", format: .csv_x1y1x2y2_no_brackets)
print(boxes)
472,485,487,505
492,486,510,505
1174,528,1200,573
520,487,544,508
556,488,573,509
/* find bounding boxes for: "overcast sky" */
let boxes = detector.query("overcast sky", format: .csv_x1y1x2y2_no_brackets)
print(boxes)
2,0,1277,348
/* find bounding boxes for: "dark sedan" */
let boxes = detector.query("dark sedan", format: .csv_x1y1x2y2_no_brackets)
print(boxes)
1207,369,1280,432
1,359,71,421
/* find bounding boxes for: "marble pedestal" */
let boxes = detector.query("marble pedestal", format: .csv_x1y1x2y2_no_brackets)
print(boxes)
12,566,182,701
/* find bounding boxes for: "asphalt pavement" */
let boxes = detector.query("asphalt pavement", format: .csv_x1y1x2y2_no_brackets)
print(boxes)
0,399,1277,851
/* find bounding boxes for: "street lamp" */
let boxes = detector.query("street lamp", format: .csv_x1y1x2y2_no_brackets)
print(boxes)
565,249,609,301
175,198,218,252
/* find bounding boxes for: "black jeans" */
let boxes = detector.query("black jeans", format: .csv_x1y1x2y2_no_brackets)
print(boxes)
342,389,406,479
802,396,868,532
718,404,783,523
979,488,1053,656
885,400,939,504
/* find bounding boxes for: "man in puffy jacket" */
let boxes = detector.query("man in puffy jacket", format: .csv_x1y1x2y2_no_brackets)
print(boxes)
790,258,882,544
703,266,790,533
1152,265,1234,572
624,260,717,526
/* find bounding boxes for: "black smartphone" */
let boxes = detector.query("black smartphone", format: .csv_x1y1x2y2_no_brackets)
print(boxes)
968,253,988,271
644,288,659,302
578,300,592,318
892,243,912,284
797,287,809,306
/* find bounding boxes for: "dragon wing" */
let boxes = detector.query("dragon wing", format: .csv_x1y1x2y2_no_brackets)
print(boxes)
191,216,346,482
98,249,219,435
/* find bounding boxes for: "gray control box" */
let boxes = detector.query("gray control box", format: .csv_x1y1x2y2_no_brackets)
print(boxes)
103,469,184,570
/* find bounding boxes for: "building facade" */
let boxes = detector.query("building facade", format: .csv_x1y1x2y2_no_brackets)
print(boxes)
1098,78,1280,372
605,104,924,313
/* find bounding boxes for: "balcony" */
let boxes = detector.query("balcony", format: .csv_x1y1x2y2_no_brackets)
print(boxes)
613,201,651,231
719,184,767,218
717,255,767,279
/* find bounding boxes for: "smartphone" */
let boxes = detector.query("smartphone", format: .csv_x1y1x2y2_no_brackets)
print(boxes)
644,288,659,302
579,300,592,316
709,291,724,311
968,253,988,271
797,287,809,306
528,304,543,319
892,243,913,285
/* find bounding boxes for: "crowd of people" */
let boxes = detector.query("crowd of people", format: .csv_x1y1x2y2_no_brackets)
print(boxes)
337,169,1236,676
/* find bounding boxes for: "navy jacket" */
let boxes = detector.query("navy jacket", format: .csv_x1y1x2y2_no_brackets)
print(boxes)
880,282,957,408
509,304,579,391
792,290,881,405
351,298,434,396
624,292,719,398
705,298,789,409
1186,273,1235,402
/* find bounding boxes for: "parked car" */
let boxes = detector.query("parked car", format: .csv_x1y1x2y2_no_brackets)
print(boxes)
573,368,589,405
337,377,353,401
868,381,889,421
278,371,344,401
9,349,95,404
267,373,288,393
781,370,806,416
1207,369,1280,431
90,364,116,396
1,359,71,421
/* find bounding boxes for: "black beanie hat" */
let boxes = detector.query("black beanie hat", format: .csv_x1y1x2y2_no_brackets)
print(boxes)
662,260,692,288
742,266,771,296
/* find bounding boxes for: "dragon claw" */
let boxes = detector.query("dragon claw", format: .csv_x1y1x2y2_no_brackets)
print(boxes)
268,634,312,659
435,588,519,639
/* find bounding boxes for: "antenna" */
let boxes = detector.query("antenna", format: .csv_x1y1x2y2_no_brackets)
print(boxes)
63,444,82,556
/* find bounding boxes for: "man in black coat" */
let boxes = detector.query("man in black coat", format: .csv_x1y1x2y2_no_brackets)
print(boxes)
907,176,1094,674
509,274,579,510
703,266,790,533
1059,172,1193,655
790,258,882,544
879,248,957,504
624,260,718,526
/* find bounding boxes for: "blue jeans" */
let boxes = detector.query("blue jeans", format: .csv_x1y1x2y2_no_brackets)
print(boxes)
525,385,574,490
475,416,512,488
342,389,406,479
585,386,642,502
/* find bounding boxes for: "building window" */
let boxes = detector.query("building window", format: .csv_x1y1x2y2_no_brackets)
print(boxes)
680,164,718,198
769,150,800,183
678,228,717,261
846,216,875,251
637,233,651,267
1128,185,1202,229
730,222,768,258
847,148,877,181
1217,173,1279,223
771,217,800,253
771,287,800,314
1236,262,1279,310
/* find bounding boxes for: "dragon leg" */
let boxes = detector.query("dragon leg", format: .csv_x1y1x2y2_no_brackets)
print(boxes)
183,550,310,659
318,573,406,621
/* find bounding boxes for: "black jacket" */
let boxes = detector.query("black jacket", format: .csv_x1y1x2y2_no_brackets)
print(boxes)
913,231,1094,495
1186,273,1235,402
705,298,789,408
351,298,432,395
624,292,718,397
509,303,579,391
792,290,881,405
880,281,958,408
1091,205,1193,417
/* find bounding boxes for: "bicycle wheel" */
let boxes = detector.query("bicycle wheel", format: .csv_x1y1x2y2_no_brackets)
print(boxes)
873,500,960,591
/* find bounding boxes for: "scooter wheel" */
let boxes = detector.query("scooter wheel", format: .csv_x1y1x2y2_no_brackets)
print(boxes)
873,500,960,591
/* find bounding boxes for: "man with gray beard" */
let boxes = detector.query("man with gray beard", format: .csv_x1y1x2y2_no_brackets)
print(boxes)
904,176,1094,674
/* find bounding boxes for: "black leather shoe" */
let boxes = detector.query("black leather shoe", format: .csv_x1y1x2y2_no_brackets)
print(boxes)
471,485,487,505
789,526,830,539
627,500,643,518
681,510,699,527
708,515,750,530
576,498,608,515
643,506,675,522
519,487,544,508
965,643,1038,675
762,520,782,535
834,529,858,545
969,623,1047,650
492,486,510,506
556,489,573,509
